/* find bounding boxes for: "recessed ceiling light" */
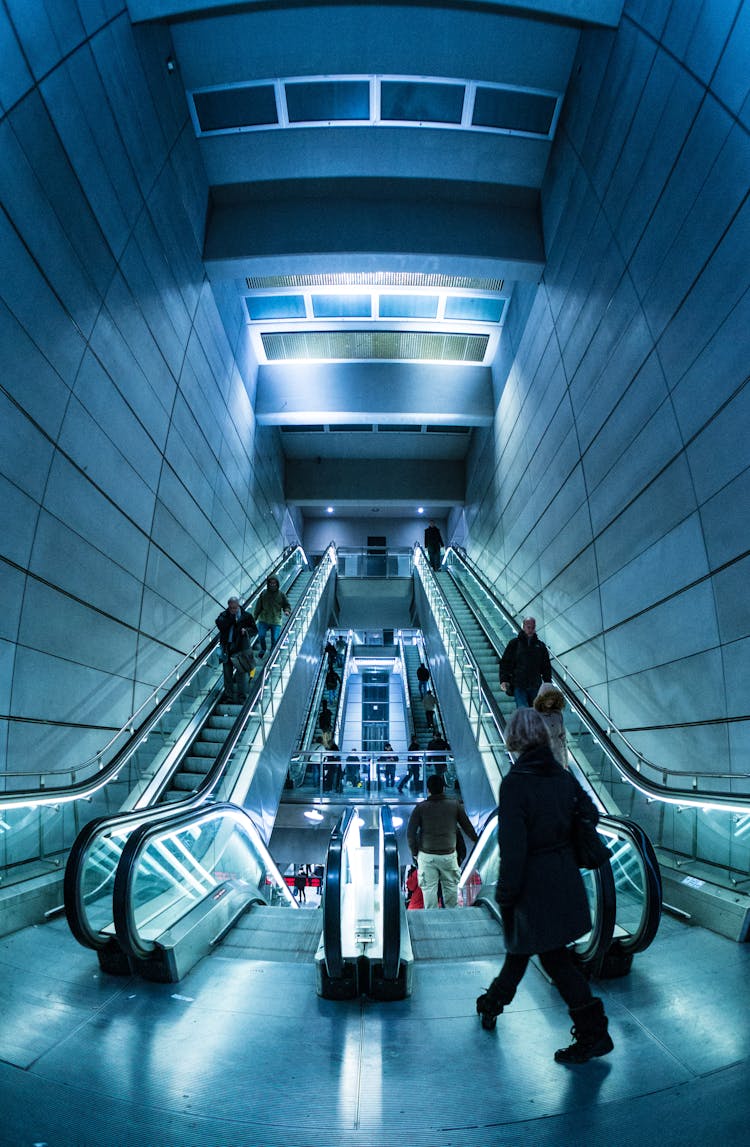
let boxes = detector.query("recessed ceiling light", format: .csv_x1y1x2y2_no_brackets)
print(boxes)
326,506,334,513
417,507,424,514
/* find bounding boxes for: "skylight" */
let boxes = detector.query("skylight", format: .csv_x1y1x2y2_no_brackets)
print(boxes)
190,74,560,140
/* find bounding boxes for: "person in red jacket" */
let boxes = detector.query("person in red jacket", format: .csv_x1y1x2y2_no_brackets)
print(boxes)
406,865,424,910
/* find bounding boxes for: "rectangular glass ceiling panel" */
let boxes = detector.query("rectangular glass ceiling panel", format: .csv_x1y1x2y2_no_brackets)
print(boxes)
286,80,370,122
444,296,505,322
472,87,557,135
380,80,464,124
379,294,439,319
193,85,277,131
312,294,372,318
246,295,306,320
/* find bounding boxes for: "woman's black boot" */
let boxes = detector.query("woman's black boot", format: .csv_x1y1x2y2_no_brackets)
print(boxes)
476,989,504,1031
554,998,614,1063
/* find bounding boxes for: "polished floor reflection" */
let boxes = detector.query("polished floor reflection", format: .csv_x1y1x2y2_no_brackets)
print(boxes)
1,911,749,1146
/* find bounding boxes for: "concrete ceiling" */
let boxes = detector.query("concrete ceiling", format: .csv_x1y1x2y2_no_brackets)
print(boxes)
128,1,623,520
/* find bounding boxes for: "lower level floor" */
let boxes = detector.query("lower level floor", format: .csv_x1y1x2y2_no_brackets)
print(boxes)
1,910,749,1146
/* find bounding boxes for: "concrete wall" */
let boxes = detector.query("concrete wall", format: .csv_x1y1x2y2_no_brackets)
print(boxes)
0,4,285,781
466,0,750,780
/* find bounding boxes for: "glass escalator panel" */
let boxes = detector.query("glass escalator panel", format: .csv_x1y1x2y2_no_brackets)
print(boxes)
113,804,293,972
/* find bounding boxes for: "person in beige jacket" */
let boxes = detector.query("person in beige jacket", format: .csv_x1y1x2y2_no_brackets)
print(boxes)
534,683,568,767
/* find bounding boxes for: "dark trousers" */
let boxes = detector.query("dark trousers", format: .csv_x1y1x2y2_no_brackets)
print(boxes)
490,947,591,1010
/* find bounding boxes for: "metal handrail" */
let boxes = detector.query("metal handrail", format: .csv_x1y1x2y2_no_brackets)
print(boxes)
414,546,510,769
446,546,750,809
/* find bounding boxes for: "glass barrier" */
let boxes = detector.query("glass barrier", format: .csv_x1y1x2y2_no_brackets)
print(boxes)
335,548,413,579
113,803,294,964
284,749,456,802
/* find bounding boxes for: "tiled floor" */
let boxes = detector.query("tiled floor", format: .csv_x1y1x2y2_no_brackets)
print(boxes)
1,910,749,1146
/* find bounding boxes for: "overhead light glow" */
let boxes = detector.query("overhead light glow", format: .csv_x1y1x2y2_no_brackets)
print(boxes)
304,809,325,821
417,506,424,514
327,506,334,513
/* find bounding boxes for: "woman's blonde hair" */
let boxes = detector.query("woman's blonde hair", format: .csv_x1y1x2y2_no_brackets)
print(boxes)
504,707,551,753
534,683,566,713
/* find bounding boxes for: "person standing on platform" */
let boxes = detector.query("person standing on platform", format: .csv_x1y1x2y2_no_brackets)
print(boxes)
424,521,444,571
379,742,398,788
253,575,291,657
398,737,421,793
499,617,552,709
407,774,477,909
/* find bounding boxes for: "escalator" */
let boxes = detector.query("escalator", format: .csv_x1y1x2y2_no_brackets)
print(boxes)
81,797,405,998
157,567,312,803
413,545,663,975
64,545,337,970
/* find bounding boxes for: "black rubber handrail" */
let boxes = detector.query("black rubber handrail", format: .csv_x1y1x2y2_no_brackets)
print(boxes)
600,813,662,956
322,807,355,981
111,801,285,963
380,805,402,982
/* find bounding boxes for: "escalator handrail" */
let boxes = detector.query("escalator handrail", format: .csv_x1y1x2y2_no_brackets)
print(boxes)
446,546,750,808
380,805,402,981
599,814,662,955
64,804,192,951
413,545,510,749
111,801,292,963
322,806,355,980
0,547,304,809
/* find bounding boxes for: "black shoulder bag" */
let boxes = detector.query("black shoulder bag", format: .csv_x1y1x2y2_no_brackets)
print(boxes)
571,799,611,870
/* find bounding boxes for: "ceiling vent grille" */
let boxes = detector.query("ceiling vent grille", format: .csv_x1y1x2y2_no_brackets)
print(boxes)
246,273,504,291
261,330,489,362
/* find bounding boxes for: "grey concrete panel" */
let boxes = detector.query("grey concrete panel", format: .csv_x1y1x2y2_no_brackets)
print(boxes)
88,305,172,445
29,511,145,625
43,453,151,576
19,579,140,676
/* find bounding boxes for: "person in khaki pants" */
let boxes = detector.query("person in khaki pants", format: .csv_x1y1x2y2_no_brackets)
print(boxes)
407,774,477,908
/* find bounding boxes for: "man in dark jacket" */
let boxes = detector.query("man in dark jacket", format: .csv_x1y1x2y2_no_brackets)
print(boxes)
499,617,552,708
424,521,444,570
407,774,477,908
215,596,257,701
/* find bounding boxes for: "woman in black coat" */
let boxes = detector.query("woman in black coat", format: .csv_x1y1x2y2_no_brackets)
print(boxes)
476,707,614,1064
